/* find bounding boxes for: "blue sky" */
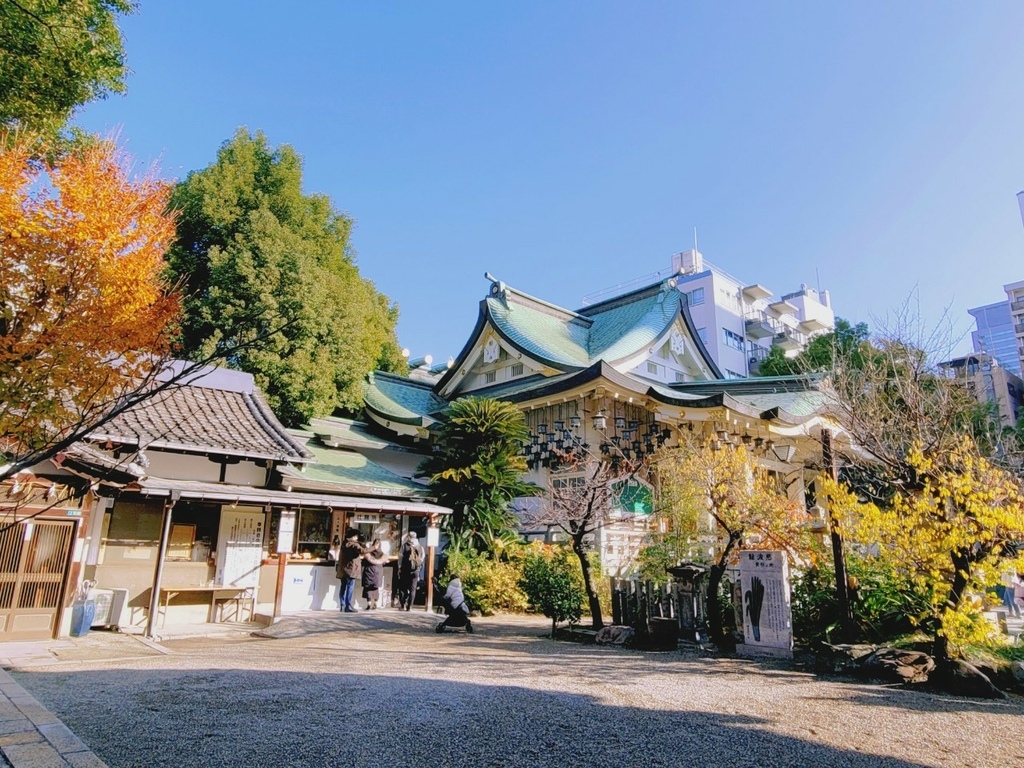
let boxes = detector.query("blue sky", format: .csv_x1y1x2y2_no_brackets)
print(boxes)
77,2,1024,363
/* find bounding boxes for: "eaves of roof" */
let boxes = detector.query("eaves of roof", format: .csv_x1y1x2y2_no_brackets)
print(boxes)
124,477,451,516
364,371,447,426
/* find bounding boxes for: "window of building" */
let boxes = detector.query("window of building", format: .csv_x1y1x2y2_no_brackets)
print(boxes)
688,287,705,306
726,369,745,379
723,329,744,350
675,371,687,382
647,361,660,375
696,327,707,343
508,363,524,377
484,370,496,384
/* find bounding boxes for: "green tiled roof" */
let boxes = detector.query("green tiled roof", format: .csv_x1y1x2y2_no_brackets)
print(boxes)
307,417,394,449
486,297,591,367
364,371,447,425
280,433,427,498
486,282,684,369
586,289,682,362
729,390,831,419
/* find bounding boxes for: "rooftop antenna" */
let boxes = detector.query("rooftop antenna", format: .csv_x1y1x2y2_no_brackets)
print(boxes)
816,267,821,296
693,226,698,254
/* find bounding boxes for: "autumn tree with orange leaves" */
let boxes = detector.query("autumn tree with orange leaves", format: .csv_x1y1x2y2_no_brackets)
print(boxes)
0,136,180,482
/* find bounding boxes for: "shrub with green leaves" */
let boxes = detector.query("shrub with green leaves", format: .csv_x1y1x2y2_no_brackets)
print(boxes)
442,545,529,615
791,556,935,647
520,543,584,637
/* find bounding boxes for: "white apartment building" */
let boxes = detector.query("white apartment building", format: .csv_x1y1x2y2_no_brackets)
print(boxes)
581,250,835,378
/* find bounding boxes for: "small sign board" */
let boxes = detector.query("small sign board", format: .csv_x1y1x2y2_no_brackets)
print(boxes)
352,513,380,525
426,526,440,548
277,509,297,554
736,550,793,659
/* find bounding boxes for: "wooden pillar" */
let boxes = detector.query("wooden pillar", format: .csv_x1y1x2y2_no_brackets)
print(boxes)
145,491,180,639
273,552,287,622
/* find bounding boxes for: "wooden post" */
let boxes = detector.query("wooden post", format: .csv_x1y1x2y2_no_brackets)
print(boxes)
822,429,855,642
273,552,287,622
145,491,180,639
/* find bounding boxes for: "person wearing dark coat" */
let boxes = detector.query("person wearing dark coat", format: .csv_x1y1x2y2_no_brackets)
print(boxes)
397,532,424,611
337,531,365,612
361,540,388,610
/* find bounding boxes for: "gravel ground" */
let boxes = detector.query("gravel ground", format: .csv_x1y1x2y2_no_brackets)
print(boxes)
9,611,1024,768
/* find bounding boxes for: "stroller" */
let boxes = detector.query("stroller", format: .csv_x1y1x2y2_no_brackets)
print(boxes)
434,577,474,634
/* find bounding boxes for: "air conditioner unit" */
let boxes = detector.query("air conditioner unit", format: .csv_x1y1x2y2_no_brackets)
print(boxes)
91,588,128,629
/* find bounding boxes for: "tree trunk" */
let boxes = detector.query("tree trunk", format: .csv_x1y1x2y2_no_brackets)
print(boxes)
552,615,557,639
573,537,604,630
707,532,740,651
822,429,855,642
933,549,971,662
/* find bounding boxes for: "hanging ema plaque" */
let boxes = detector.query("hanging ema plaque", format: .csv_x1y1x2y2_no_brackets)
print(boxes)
736,550,793,659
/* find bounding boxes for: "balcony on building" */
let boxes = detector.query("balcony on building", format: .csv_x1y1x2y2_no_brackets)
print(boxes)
745,309,775,339
800,316,830,334
747,344,771,374
772,324,805,351
742,284,772,302
767,298,799,317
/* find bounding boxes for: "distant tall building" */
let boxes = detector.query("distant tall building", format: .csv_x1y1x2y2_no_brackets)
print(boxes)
1005,280,1024,378
969,300,1019,375
580,250,835,378
940,352,1024,429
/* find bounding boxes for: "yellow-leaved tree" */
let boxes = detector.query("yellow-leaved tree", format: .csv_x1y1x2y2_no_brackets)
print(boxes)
0,136,181,481
827,439,1024,660
655,438,818,650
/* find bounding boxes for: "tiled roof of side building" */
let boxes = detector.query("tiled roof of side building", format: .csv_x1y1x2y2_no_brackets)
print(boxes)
364,371,448,425
278,433,429,498
93,384,314,462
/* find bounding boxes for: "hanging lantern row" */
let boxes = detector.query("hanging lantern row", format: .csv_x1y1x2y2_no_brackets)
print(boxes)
523,405,672,468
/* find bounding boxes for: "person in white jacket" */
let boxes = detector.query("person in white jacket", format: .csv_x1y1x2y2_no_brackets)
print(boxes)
435,577,473,633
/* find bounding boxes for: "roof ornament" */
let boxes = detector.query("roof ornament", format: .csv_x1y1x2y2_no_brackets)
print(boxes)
484,272,509,308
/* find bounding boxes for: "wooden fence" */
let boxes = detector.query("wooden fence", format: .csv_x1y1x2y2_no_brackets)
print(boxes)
610,576,710,645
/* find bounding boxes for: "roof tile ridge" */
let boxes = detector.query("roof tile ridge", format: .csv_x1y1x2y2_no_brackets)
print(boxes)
489,281,593,325
245,388,315,460
371,370,438,390
576,279,670,316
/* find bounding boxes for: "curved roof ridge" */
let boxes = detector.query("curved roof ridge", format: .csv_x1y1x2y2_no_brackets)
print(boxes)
488,278,592,325
245,389,317,460
576,279,668,316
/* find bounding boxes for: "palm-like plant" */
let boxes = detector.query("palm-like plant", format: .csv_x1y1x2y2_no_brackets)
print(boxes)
419,397,538,554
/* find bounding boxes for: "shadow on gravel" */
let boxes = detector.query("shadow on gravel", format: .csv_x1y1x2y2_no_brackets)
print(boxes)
16,666,945,768
802,685,1024,715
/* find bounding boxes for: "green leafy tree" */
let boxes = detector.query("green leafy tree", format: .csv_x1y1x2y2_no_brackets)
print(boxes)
167,128,406,425
520,543,584,637
419,397,538,553
757,318,872,377
0,0,133,137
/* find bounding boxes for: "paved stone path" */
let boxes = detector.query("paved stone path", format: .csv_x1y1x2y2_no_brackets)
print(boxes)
0,669,106,767
3,611,1024,768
